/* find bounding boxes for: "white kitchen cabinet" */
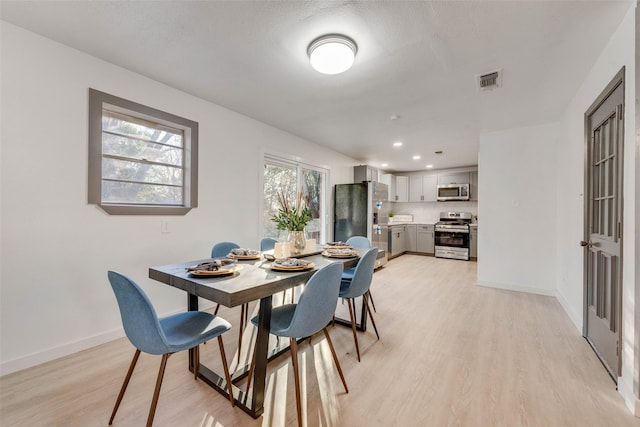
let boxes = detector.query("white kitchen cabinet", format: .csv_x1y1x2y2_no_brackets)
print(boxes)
395,176,409,202
437,171,470,185
389,225,406,257
416,224,435,254
405,224,417,251
470,226,478,259
381,173,408,203
409,174,437,202
470,171,479,201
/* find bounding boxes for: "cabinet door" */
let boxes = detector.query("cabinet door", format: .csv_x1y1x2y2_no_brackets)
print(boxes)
416,225,435,254
409,176,423,202
437,172,470,185
405,225,417,251
470,228,478,258
395,176,409,202
470,171,479,201
422,175,438,202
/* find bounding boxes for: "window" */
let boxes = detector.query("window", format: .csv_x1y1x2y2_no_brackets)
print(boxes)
263,155,328,243
88,89,198,215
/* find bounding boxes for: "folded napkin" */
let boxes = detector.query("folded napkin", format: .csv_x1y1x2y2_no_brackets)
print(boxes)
186,258,235,272
326,248,357,255
230,248,260,256
325,241,352,248
274,258,311,267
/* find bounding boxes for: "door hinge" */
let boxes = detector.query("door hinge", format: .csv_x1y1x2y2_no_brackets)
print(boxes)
616,340,619,356
617,222,621,239
617,104,623,120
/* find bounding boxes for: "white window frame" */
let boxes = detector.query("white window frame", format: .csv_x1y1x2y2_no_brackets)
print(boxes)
261,153,329,243
88,88,198,215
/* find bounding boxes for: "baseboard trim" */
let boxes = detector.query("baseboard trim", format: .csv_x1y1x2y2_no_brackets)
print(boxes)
1,300,218,376
617,375,640,416
476,280,556,297
555,289,583,332
0,328,125,376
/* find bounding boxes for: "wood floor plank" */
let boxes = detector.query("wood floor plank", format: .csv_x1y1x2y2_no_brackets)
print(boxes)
1,255,638,426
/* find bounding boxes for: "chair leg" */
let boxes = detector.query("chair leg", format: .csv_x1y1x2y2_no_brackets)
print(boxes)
109,349,141,425
146,353,171,427
346,298,361,362
364,292,380,340
217,336,235,407
290,337,303,427
214,303,220,315
322,327,348,393
368,289,377,312
194,345,199,380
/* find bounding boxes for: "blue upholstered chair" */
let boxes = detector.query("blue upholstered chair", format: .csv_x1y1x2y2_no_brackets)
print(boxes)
246,262,348,427
107,271,234,427
211,241,240,258
259,237,278,251
342,236,377,312
339,247,379,362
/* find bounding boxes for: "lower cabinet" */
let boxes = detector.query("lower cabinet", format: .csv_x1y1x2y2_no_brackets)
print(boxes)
389,225,406,258
416,224,435,254
470,226,478,259
405,225,417,252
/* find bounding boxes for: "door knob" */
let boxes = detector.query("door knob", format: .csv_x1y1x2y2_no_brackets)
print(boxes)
580,240,592,248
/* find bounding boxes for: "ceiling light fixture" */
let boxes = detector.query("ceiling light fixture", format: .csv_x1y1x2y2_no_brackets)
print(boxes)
426,164,433,168
413,155,421,160
308,34,357,75
393,141,403,147
381,163,388,167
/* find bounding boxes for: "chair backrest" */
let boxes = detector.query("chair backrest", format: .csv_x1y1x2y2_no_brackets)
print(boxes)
284,262,343,338
345,236,372,249
340,247,378,299
260,237,278,251
107,271,169,355
211,241,240,258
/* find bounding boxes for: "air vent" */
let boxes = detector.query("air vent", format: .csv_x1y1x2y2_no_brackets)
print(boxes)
476,69,502,92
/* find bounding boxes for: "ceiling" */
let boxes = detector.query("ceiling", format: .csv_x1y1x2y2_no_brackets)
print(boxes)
1,1,632,172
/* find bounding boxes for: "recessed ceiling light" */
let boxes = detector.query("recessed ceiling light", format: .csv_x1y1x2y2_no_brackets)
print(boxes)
381,163,388,167
308,34,357,75
412,155,421,160
435,150,443,155
393,142,403,147
426,164,433,168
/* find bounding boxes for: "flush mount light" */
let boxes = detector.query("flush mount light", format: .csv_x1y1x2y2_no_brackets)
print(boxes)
426,164,433,168
308,34,357,75
393,141,403,147
412,155,421,160
381,163,389,167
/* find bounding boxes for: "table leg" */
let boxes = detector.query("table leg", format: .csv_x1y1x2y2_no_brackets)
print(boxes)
248,295,272,417
188,293,199,372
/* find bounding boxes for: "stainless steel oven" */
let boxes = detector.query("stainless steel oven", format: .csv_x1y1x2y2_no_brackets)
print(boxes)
435,212,472,260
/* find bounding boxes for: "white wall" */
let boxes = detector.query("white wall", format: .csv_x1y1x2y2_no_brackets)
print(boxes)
554,2,637,413
0,22,357,375
477,122,559,296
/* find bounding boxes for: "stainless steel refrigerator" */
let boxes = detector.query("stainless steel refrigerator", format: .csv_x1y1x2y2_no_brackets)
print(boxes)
334,182,389,267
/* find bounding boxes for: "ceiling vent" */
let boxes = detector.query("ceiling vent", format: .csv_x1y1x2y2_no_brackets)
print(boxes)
476,69,502,92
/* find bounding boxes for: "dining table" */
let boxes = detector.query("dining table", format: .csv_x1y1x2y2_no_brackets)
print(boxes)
148,246,365,419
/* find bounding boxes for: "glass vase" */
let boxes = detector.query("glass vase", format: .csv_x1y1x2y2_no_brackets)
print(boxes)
288,230,306,256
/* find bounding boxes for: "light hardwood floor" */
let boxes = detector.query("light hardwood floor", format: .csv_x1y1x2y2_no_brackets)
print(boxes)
2,255,639,427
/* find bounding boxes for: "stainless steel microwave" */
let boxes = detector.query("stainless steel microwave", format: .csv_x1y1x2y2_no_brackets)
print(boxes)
437,183,470,201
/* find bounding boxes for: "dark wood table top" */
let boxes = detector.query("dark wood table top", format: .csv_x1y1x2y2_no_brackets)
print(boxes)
149,248,365,308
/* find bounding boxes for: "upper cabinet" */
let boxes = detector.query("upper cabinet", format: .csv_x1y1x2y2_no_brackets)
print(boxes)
381,173,409,202
395,176,409,202
437,171,471,185
409,174,437,202
470,171,478,201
